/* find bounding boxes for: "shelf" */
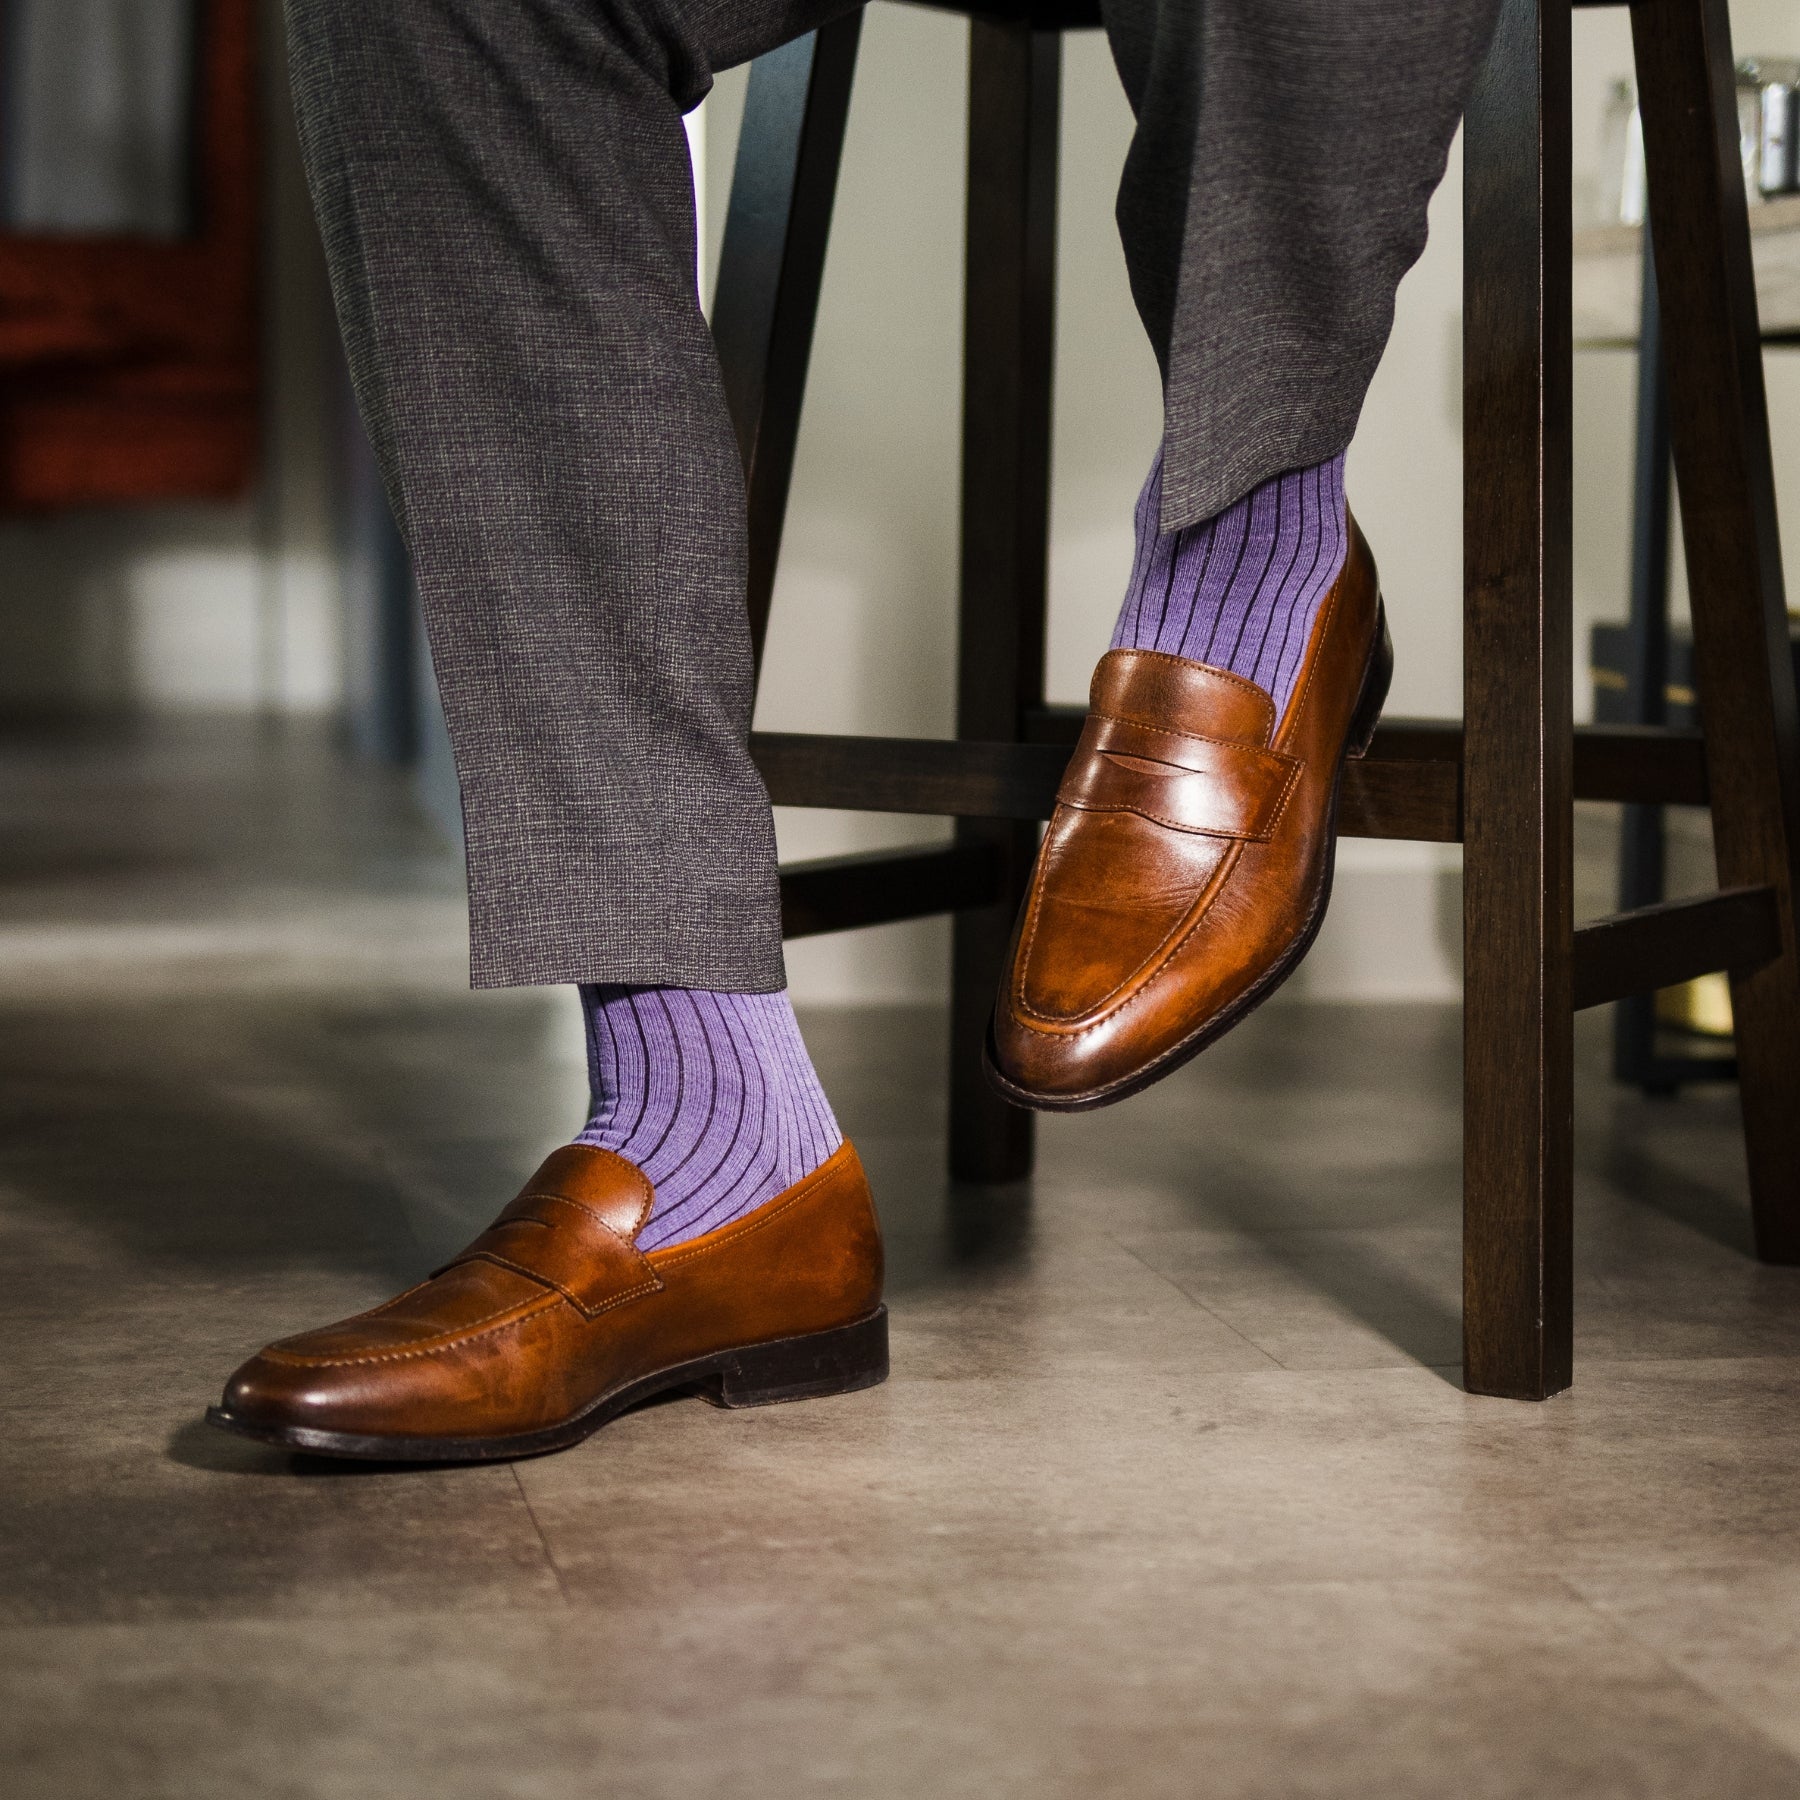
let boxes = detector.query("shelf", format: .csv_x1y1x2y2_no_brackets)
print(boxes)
1573,191,1800,346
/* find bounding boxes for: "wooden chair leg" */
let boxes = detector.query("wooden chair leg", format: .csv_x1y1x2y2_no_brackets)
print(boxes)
1632,0,1800,1264
1611,224,1680,1093
1460,0,1575,1400
948,18,1059,1183
711,13,864,673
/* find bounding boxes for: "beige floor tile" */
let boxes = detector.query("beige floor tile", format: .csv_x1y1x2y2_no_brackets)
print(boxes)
1571,1565,1800,1760
1117,1222,1463,1370
6,1577,1798,1800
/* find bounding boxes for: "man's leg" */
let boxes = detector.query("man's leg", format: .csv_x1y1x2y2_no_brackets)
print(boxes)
990,0,1502,1108
285,0,851,993
206,0,889,1462
1098,0,1502,714
284,0,871,1251
1104,0,1503,531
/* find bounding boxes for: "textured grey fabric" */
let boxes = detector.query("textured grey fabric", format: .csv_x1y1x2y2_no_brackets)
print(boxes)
284,0,845,992
283,0,1499,992
1102,0,1503,529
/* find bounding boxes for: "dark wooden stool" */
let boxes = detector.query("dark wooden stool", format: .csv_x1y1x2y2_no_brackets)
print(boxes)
713,0,1800,1400
1605,219,1800,1095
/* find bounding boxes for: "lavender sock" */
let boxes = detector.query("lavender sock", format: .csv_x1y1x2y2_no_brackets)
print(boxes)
574,985,843,1252
1111,448,1349,720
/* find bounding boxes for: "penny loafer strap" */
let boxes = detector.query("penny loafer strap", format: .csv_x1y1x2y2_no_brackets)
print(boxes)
1058,713,1301,840
439,1193,664,1318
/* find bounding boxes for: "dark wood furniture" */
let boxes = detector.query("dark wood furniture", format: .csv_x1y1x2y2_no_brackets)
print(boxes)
714,0,1800,1399
1605,221,1800,1093
0,0,260,510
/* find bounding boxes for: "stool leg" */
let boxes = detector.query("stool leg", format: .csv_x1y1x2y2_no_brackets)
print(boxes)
1612,226,1677,1094
1633,0,1800,1263
948,19,1059,1183
1460,0,1575,1400
712,14,864,673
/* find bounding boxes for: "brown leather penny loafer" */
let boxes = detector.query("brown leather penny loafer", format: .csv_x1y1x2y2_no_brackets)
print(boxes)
206,1140,886,1461
987,517,1391,1111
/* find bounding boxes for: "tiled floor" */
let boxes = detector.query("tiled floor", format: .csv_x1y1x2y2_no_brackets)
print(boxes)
5,720,1800,1798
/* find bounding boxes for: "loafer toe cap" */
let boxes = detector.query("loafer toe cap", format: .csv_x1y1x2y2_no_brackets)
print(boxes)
215,1350,376,1434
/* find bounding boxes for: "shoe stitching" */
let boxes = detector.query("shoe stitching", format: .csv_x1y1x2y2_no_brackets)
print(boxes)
515,1143,655,1234
435,1179,656,1286
1011,831,1242,1027
1082,710,1291,759
576,1274,665,1315
1019,623,1328,1005
263,1292,561,1368
258,1148,858,1369
1102,648,1278,731
514,1178,654,1243
458,1248,663,1320
511,1192,653,1254
1254,752,1309,835
650,1149,853,1271
433,1201,637,1283
1010,809,1342,1103
1010,553,1368,1040
1060,753,1303,843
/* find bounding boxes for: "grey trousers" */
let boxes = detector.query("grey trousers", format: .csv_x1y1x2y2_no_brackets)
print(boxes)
284,0,1500,992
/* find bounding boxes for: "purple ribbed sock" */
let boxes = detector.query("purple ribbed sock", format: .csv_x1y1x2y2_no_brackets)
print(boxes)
573,985,843,1252
1112,448,1349,720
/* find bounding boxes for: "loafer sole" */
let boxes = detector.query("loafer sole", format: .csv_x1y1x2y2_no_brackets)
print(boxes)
205,1304,888,1463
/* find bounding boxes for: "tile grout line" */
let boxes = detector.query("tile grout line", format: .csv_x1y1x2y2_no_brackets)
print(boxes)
1553,1571,1800,1772
510,1464,575,1608
1107,1232,1289,1370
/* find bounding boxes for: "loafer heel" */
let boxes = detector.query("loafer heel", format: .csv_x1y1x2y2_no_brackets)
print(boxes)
704,1305,889,1409
1346,599,1393,759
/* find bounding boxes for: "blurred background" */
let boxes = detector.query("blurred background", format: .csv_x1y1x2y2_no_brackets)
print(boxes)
1,0,1797,1018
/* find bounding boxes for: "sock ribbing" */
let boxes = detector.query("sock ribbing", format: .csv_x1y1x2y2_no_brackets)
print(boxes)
575,986,842,1252
1111,448,1349,719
